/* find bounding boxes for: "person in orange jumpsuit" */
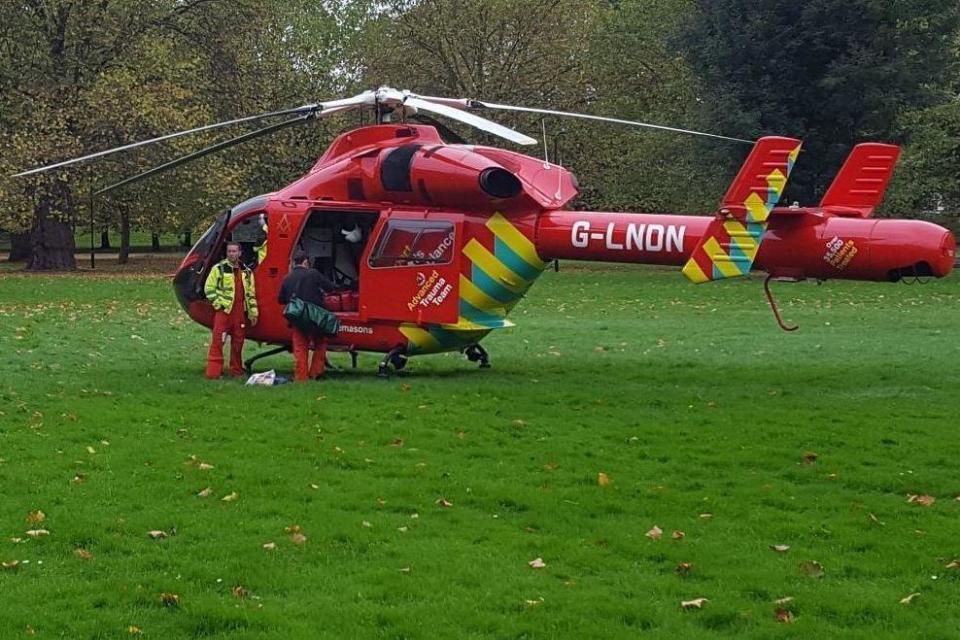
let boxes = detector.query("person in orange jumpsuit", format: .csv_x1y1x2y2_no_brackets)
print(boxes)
278,251,335,381
204,242,258,378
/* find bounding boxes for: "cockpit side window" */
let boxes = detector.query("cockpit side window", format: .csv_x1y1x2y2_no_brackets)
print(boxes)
229,212,268,267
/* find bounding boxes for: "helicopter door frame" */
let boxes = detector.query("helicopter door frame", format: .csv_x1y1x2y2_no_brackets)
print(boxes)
192,209,232,297
360,210,463,325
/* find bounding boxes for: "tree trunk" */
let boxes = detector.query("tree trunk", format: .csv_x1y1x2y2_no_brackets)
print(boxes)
100,229,111,249
118,211,130,264
26,205,76,271
151,233,161,252
182,230,192,248
8,232,31,262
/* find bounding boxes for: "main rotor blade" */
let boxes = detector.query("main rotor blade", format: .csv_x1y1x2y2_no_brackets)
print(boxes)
13,104,324,178
96,113,312,196
402,96,536,146
419,96,752,145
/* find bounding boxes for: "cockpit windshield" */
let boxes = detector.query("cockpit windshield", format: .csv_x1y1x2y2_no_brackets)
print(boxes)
186,212,229,265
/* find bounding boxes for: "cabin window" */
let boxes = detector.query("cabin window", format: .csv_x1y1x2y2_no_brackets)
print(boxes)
368,220,455,268
229,212,268,267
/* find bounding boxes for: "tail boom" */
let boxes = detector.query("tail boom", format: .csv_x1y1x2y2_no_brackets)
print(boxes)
534,210,954,281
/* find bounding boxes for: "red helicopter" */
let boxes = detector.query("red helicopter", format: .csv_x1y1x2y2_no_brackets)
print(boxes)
16,87,956,376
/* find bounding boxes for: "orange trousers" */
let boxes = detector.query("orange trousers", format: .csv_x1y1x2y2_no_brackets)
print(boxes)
206,310,246,378
291,327,327,381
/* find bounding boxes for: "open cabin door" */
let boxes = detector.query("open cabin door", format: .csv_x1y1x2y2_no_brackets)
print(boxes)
361,213,462,324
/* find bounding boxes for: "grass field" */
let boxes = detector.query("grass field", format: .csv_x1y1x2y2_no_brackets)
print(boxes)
1,263,958,639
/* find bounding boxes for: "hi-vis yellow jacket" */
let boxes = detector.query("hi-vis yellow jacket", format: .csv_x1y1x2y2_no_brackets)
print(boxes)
204,259,258,319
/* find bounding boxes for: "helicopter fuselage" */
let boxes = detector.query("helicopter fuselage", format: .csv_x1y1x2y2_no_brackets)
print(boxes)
172,124,955,361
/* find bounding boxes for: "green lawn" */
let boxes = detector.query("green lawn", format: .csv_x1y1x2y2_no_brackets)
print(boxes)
0,265,958,639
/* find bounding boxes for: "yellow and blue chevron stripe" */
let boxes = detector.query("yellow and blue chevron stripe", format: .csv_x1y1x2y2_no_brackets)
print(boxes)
401,213,546,353
682,138,802,283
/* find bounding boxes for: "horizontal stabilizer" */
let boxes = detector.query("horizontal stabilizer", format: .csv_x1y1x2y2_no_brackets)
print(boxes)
819,143,900,217
683,136,802,283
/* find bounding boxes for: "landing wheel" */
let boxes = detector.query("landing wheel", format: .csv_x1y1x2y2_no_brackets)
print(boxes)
464,343,491,369
378,346,406,379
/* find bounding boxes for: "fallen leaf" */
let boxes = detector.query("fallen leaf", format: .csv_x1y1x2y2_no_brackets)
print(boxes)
681,598,708,609
389,438,404,448
699,513,713,519
672,530,685,540
945,559,960,570
361,521,372,528
221,492,238,502
71,473,86,484
400,384,411,391
198,462,214,471
26,510,45,524
801,451,817,465
435,498,453,508
524,598,544,606
597,472,611,487
900,592,921,605
290,532,307,545
410,513,419,519
770,544,790,553
543,462,559,470
675,562,693,574
147,530,168,540
1,560,20,570
86,446,96,455
310,484,319,490
159,593,180,606
196,487,213,498
868,513,885,526
800,560,824,578
397,526,408,533
645,526,663,540
262,542,276,550
73,548,93,560
25,529,49,538
907,494,935,507
399,566,411,574
512,419,527,428
127,626,142,635
284,525,302,534
528,557,546,569
775,608,795,622
774,596,794,605
231,586,248,599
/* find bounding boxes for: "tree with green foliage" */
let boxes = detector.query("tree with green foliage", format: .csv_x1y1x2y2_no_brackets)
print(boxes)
677,0,960,206
0,0,376,268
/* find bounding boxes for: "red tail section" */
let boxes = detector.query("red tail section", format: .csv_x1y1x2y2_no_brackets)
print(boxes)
819,143,900,218
681,136,802,283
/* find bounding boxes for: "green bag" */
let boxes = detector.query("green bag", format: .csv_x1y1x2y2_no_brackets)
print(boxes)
283,297,340,336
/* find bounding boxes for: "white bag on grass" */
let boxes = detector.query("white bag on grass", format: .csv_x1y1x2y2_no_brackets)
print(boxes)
245,370,276,386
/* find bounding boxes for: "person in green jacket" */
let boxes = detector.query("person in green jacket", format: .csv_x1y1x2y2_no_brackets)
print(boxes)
204,242,258,378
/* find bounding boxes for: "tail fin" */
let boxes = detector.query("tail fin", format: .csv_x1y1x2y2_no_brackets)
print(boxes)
819,143,900,217
682,136,802,283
